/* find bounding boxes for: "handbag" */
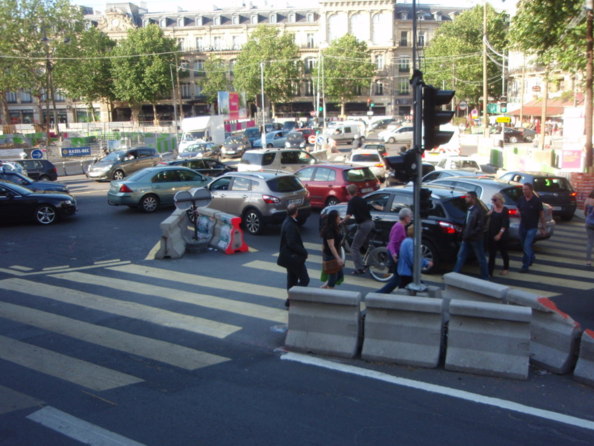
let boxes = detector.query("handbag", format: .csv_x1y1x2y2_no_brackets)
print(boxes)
322,258,342,275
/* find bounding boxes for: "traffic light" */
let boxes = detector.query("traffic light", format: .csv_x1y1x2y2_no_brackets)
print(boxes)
422,85,455,151
499,97,507,113
419,188,432,217
384,149,418,183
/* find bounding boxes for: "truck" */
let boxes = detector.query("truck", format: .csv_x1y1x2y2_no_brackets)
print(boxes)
178,116,225,152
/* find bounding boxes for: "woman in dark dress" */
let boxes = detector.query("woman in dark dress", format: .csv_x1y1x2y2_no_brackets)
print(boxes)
320,210,345,288
487,192,510,276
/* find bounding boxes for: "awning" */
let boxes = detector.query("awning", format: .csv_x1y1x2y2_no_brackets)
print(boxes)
507,99,577,117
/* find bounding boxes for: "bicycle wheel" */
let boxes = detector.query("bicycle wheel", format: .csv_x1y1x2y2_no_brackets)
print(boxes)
367,246,393,282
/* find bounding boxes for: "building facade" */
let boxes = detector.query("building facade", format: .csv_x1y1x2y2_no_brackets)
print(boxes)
6,1,465,125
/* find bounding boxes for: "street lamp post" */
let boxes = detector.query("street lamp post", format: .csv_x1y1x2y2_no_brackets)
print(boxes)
260,61,267,147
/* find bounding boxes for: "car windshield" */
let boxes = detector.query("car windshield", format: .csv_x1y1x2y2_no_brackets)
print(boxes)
185,131,206,140
3,182,34,195
344,167,376,182
102,151,125,162
533,177,572,192
225,136,243,144
352,154,380,163
267,176,304,192
125,169,152,182
241,152,263,165
501,186,523,204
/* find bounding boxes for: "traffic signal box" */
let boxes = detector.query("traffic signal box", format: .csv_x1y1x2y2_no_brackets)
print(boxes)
422,85,455,151
384,149,418,183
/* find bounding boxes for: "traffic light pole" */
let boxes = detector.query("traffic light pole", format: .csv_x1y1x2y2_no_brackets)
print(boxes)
410,70,426,293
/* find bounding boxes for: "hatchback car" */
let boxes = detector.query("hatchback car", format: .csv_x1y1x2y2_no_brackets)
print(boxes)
0,171,69,194
295,164,380,209
253,130,288,149
205,171,311,235
238,148,319,173
107,166,210,213
435,156,482,172
164,157,235,178
221,135,250,158
498,171,577,220
361,143,388,157
15,159,58,181
178,142,221,160
428,176,555,244
349,149,387,182
87,147,161,181
0,182,76,225
285,129,316,149
322,184,484,272
379,126,414,144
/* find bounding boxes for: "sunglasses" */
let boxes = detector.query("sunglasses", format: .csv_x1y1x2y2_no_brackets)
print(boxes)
491,198,499,202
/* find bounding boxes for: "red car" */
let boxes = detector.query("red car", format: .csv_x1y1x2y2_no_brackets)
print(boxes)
295,164,380,208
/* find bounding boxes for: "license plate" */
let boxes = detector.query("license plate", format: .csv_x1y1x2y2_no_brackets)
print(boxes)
361,187,373,193
552,206,562,211
289,198,303,206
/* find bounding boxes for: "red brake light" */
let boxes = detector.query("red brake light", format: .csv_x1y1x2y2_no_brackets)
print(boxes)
508,208,519,217
119,184,133,193
439,221,462,234
570,192,577,197
262,194,280,204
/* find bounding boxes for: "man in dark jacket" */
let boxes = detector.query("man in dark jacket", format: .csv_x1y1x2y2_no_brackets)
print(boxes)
278,204,309,307
453,191,490,280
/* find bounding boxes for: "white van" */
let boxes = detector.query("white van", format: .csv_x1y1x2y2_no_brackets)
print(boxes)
238,148,319,173
323,122,363,145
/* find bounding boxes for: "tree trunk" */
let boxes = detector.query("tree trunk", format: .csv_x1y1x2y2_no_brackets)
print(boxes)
130,103,141,126
340,100,346,118
539,69,549,150
152,103,159,126
0,93,8,125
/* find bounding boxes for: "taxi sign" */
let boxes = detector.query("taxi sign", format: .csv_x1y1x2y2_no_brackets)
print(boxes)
496,116,511,123
308,134,317,144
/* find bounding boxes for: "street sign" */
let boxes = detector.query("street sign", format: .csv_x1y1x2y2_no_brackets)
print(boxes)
496,116,511,123
470,108,479,118
316,135,325,145
31,149,43,159
459,101,468,111
308,134,317,144
61,147,92,157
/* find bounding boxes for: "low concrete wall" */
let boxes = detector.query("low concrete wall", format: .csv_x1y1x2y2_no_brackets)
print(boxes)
574,330,594,386
443,272,508,304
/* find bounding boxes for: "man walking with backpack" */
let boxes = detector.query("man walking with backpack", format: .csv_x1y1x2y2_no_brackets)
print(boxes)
453,191,490,280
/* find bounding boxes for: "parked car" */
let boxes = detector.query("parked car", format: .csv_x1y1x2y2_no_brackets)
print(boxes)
498,171,577,220
422,169,492,183
0,182,76,225
164,157,235,178
0,160,25,175
492,126,534,143
238,148,319,173
434,156,482,172
107,166,210,213
282,121,299,132
428,176,555,244
295,164,380,208
244,127,261,148
252,130,288,149
324,123,363,145
0,171,69,194
349,149,387,182
379,126,414,144
367,118,397,133
205,171,311,235
178,142,221,159
87,147,161,181
221,134,250,158
15,159,58,181
321,184,484,273
285,129,316,149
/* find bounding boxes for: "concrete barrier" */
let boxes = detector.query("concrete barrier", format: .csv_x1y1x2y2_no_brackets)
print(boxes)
362,292,444,367
445,300,532,380
155,208,188,259
285,286,362,358
574,330,594,387
507,289,581,374
443,272,508,304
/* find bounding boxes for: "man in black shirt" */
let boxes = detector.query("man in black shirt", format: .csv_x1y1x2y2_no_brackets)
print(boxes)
517,182,546,272
344,184,374,274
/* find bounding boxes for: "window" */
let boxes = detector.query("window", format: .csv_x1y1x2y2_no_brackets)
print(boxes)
194,60,204,74
399,56,410,73
296,167,315,181
399,78,410,95
418,32,426,47
153,170,179,183
55,90,66,102
6,92,17,103
232,36,240,50
181,83,192,98
229,59,236,72
231,177,252,191
306,33,315,49
20,91,32,103
196,16,203,26
307,13,314,23
400,31,408,47
232,15,239,25
213,16,221,26
160,18,167,27
304,57,316,73
196,37,203,51
304,80,313,96
210,177,231,191
179,170,203,182
374,82,384,95
354,85,362,95
269,13,277,24
375,55,384,70
251,15,258,24
289,13,296,23
213,36,222,50
178,17,185,27
314,168,336,182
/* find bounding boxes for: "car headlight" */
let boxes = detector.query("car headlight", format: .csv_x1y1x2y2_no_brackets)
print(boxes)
285,142,291,148
61,199,74,206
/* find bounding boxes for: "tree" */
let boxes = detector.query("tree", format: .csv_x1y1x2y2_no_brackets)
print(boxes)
233,26,301,117
314,34,376,117
422,5,509,106
199,56,232,112
111,24,178,125
54,27,116,122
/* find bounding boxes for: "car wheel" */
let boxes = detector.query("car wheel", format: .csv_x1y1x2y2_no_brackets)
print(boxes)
266,144,273,148
140,194,159,213
113,170,125,180
421,240,438,274
39,175,51,181
326,196,340,207
509,136,519,144
243,208,263,235
388,137,396,144
34,205,57,225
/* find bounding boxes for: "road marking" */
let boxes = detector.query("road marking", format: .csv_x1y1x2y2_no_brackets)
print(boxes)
53,270,287,323
27,406,146,446
282,352,594,432
0,335,142,391
9,265,33,271
0,261,130,277
42,265,70,271
94,259,121,264
145,241,161,260
110,263,284,301
0,301,229,371
0,278,240,339
0,386,42,415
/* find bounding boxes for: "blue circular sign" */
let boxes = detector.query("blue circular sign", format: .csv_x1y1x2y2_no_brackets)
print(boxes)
31,149,43,159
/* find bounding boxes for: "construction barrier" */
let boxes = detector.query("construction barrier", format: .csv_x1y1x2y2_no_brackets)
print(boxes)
507,289,581,374
362,292,444,368
445,300,532,380
443,272,509,304
285,286,362,359
156,208,188,259
574,330,594,387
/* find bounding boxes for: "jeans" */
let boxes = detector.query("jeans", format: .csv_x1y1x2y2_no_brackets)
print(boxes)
323,254,344,287
376,257,400,293
351,219,374,271
586,225,594,263
519,226,537,269
487,237,510,276
453,239,490,280
286,262,309,290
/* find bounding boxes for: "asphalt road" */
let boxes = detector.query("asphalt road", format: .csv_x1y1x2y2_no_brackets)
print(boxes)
1,174,594,445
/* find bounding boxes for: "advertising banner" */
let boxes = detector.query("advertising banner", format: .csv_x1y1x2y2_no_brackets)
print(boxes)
217,91,230,115
229,92,240,119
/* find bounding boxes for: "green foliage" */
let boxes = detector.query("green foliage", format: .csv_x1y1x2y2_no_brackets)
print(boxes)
199,56,232,105
233,26,301,106
422,5,508,104
314,34,376,114
509,0,584,73
111,24,178,122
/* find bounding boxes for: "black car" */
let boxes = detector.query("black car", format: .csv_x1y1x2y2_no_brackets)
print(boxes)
498,171,577,220
0,182,76,225
386,163,436,186
15,159,58,181
322,184,485,272
164,157,236,178
0,171,69,194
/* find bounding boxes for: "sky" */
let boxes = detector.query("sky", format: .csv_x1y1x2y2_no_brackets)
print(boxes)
72,0,515,14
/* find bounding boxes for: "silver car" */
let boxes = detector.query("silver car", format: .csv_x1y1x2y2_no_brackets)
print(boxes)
428,176,555,244
205,171,311,235
87,147,160,181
